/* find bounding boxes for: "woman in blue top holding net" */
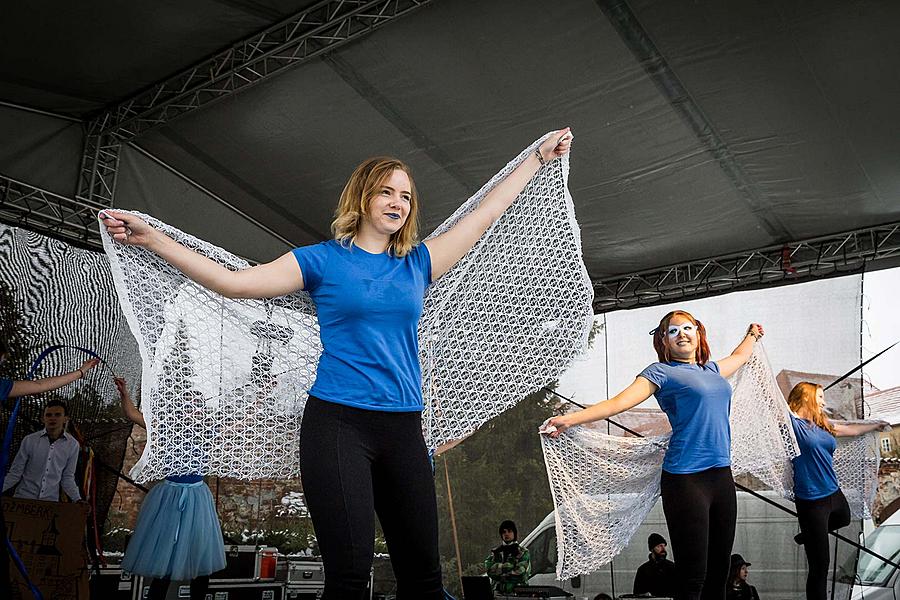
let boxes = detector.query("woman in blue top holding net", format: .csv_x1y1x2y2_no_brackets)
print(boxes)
102,129,572,599
787,382,886,600
544,310,763,600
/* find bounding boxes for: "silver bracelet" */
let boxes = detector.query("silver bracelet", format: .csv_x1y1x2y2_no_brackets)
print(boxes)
534,147,546,166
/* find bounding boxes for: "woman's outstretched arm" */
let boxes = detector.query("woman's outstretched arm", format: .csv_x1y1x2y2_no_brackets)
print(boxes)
424,129,572,281
8,358,100,399
101,211,304,299
540,376,657,438
831,420,890,437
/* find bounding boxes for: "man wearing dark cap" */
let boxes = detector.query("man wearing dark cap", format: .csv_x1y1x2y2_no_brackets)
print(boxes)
633,532,677,597
484,519,531,594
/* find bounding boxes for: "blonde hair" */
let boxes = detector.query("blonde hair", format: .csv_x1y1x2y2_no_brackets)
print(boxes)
788,381,835,435
331,157,419,257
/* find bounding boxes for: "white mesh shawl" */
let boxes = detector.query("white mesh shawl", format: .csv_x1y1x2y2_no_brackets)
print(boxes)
541,344,881,579
102,133,593,481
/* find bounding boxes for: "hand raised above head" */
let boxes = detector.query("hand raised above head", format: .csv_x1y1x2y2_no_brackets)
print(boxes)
747,323,764,340
537,127,573,163
99,210,155,247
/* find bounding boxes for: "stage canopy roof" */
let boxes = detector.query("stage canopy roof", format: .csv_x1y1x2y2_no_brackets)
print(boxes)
2,0,899,308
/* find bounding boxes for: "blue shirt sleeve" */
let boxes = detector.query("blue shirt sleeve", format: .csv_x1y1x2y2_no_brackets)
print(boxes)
706,361,721,374
292,242,330,293
409,242,432,284
0,378,12,407
638,362,667,390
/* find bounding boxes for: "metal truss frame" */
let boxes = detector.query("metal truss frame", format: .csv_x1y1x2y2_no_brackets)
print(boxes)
75,0,432,207
1,174,107,251
76,114,121,206
6,167,900,312
103,0,431,141
593,222,900,313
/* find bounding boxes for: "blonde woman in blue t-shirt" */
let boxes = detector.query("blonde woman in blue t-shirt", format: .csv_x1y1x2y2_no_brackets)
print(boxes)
544,310,763,600
787,382,886,600
101,129,572,600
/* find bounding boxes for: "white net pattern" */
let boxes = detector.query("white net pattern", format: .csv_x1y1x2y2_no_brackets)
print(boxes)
103,218,321,481
728,344,800,495
540,344,882,579
540,427,669,581
420,135,593,449
834,432,881,519
102,133,593,481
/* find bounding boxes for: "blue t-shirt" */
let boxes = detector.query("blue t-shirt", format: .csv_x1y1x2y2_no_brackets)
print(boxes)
790,414,840,501
639,361,733,474
292,240,432,412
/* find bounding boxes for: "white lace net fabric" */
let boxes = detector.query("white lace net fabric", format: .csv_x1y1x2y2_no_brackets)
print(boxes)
728,344,801,496
792,425,881,519
541,344,879,579
420,135,593,449
540,427,670,580
102,133,593,481
103,219,321,481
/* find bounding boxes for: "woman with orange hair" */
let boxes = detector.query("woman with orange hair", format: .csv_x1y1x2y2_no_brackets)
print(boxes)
102,129,572,600
787,382,886,600
544,310,763,600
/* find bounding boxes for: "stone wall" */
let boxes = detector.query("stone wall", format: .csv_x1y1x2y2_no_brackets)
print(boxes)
873,459,900,523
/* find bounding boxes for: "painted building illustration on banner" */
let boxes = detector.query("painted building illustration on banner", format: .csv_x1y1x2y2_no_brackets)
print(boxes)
3,498,90,600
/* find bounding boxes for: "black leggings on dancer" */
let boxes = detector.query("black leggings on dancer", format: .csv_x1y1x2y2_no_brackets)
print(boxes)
147,576,209,600
299,396,443,600
661,466,737,600
796,489,851,600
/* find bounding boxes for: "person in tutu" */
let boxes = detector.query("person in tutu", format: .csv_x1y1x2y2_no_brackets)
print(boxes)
115,377,225,600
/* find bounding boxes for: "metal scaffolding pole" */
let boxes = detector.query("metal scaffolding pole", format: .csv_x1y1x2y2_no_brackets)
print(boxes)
593,222,900,313
75,115,121,207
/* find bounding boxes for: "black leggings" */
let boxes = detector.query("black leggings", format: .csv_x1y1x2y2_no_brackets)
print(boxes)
661,467,737,600
796,489,851,600
299,396,443,600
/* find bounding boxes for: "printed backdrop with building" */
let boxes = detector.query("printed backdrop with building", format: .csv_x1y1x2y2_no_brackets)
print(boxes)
3,497,90,600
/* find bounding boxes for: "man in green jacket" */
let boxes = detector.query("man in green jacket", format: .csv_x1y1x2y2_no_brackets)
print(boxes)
484,520,531,594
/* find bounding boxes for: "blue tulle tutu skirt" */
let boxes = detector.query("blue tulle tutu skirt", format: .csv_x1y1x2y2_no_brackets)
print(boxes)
122,478,226,580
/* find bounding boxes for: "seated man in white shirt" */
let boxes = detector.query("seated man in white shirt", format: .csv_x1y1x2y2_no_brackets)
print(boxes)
2,399,83,502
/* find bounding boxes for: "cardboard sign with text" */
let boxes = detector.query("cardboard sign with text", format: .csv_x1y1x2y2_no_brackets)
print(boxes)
3,497,89,600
